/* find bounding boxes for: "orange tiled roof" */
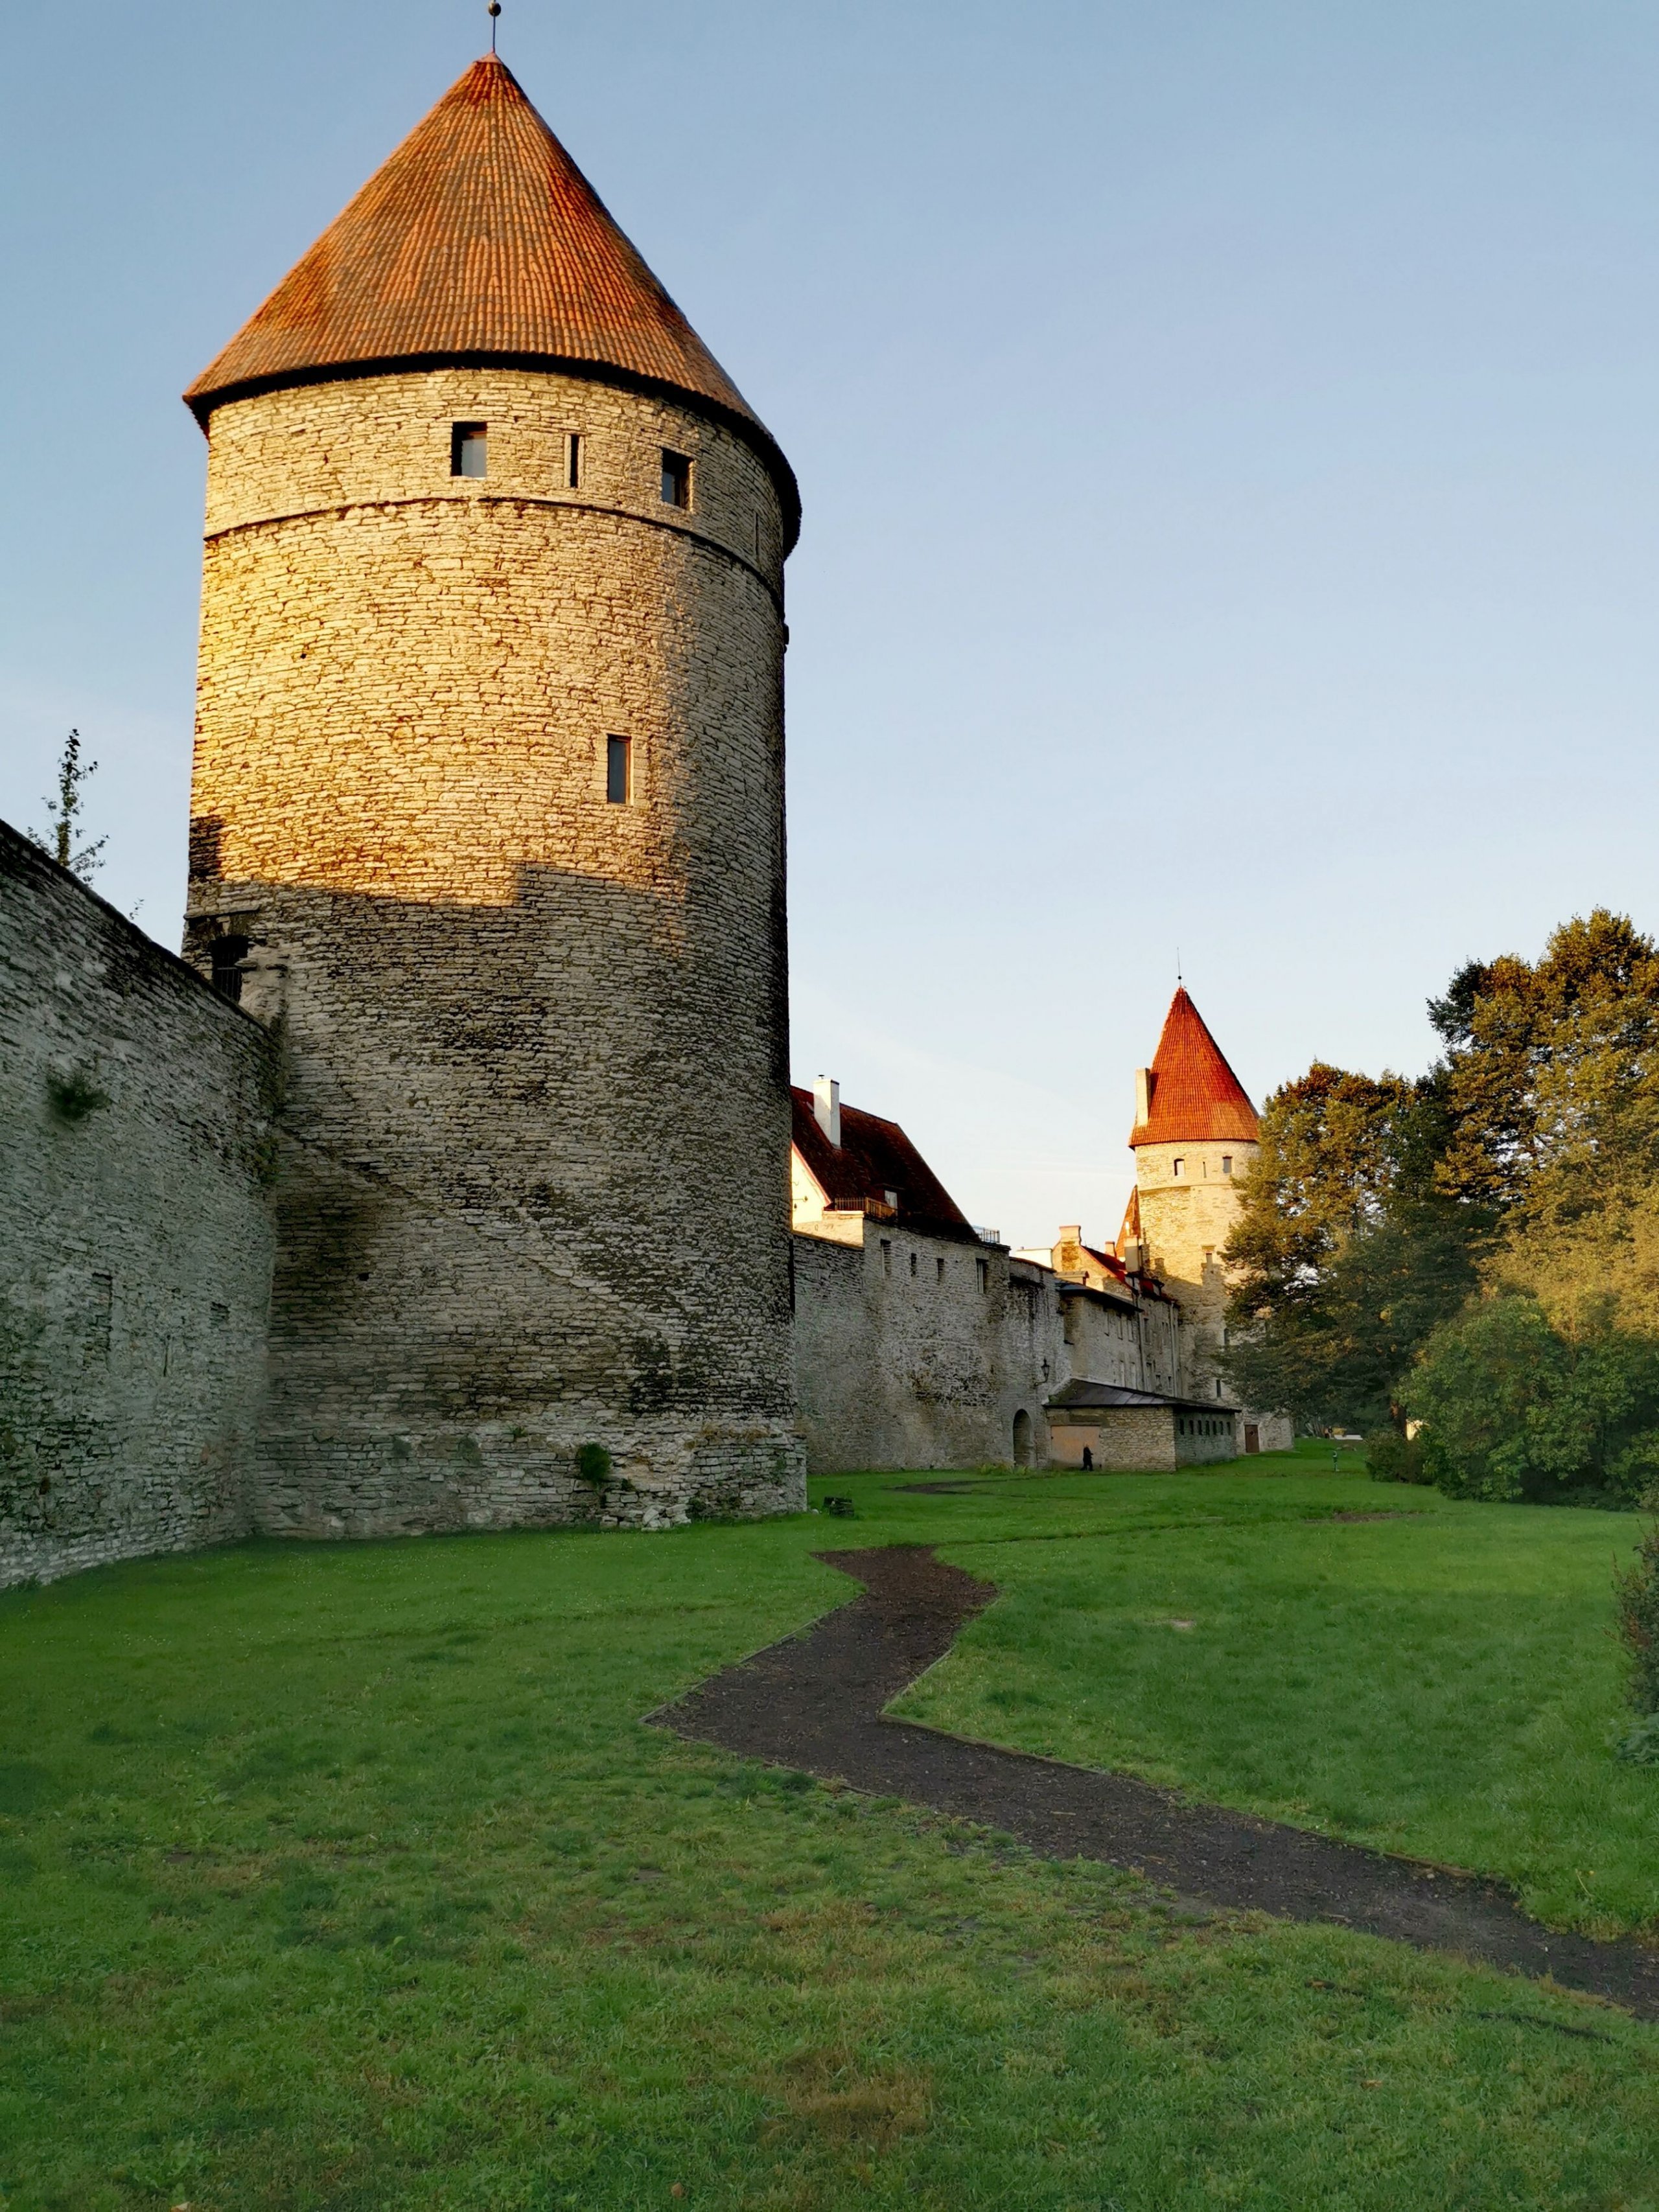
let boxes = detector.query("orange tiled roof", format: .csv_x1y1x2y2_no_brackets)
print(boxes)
1128,988,1260,1147
185,56,796,537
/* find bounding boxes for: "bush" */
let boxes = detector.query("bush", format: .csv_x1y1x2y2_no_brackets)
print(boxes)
1613,1712,1659,1765
1614,1517,1659,1717
1363,1428,1428,1485
1404,1291,1659,1504
574,1443,612,1488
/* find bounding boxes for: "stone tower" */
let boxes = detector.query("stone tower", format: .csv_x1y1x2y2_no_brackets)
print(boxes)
181,57,804,1533
1123,988,1262,1402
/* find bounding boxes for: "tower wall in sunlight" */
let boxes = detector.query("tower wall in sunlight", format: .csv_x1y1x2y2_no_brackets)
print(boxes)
184,366,804,1532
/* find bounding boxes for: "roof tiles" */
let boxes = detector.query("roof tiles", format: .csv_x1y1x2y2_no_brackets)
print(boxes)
1128,987,1260,1147
185,56,795,529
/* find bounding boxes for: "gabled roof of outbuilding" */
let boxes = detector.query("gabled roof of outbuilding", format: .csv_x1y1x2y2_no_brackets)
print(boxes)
184,55,798,540
1128,987,1260,1147
791,1089,979,1242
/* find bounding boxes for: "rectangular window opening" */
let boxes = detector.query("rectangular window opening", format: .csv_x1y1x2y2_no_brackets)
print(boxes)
450,422,488,478
661,448,691,508
1172,1157,1185,1178
881,1239,892,1279
1222,1155,1233,1176
566,432,581,490
909,1250,918,1277
605,735,632,805
936,1256,945,1282
976,1257,989,1293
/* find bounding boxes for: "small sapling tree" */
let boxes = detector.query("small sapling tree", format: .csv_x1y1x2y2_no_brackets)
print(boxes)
29,728,107,882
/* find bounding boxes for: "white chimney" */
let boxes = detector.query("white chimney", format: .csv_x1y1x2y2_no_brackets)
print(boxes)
813,1075,841,1147
1134,1067,1155,1125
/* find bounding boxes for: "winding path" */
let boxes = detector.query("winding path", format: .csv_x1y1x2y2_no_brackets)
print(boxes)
654,1543,1659,2020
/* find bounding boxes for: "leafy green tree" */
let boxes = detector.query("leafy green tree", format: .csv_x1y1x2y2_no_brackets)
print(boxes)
1430,910,1659,1217
1405,1291,1659,1504
1222,1067,1484,1431
1224,910,1659,1446
28,728,106,882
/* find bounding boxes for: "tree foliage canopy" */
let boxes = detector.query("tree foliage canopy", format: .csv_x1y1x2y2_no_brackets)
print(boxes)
1223,909,1659,1467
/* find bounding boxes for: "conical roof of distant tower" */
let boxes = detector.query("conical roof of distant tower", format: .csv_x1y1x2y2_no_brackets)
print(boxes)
1128,987,1260,1147
184,54,796,538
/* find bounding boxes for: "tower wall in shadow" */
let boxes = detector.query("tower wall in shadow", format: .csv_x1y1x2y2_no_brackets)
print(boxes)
185,367,802,1531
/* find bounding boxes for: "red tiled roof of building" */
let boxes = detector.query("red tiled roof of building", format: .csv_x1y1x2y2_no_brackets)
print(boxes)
791,1089,977,1240
184,56,797,538
1128,988,1259,1147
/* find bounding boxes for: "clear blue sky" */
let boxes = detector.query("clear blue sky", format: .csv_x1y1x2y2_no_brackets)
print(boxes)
5,1,1658,1249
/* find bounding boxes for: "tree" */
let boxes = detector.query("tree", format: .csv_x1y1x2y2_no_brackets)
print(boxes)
1222,911,1659,1446
29,728,106,882
1430,910,1659,1217
1406,1291,1659,1505
1221,1066,1484,1431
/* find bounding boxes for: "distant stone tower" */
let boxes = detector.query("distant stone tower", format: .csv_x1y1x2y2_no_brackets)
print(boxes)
181,57,804,1532
1121,989,1281,1435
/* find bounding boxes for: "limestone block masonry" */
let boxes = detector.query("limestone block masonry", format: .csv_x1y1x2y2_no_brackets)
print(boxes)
0,825,277,1587
1135,1138,1294,1451
185,368,804,1532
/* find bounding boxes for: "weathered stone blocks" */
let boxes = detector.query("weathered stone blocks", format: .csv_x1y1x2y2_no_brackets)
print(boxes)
0,825,277,1587
185,367,804,1531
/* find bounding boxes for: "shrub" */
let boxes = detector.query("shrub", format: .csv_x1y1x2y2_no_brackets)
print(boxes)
1363,1428,1427,1485
1614,1517,1659,1718
1613,1712,1659,1765
45,1065,109,1123
1405,1291,1659,1504
574,1443,612,1488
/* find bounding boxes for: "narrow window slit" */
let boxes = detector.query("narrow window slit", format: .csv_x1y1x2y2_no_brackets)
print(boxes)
606,735,632,805
661,449,691,508
450,422,487,478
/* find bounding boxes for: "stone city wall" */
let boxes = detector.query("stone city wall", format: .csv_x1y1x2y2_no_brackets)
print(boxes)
187,367,804,1530
0,824,277,1586
793,1222,1020,1472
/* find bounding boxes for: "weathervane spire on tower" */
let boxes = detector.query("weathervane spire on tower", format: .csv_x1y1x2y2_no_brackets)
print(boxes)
488,0,501,54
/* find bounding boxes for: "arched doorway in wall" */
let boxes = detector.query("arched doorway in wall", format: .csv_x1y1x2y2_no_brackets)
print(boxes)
1013,1409,1034,1468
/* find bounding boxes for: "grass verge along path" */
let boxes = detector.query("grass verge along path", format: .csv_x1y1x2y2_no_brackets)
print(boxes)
881,1460,1659,1937
1,1472,1656,2208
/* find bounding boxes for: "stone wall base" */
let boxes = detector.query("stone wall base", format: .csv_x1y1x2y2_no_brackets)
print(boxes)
253,1423,806,1539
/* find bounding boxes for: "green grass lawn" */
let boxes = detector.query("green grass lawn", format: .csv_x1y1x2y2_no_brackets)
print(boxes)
0,1464,1656,2209
887,1447,1659,1939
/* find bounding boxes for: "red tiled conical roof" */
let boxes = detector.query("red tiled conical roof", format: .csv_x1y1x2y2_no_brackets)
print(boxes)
1128,988,1260,1147
184,56,796,536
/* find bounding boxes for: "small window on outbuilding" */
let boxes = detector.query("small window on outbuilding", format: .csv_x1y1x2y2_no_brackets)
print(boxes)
661,449,691,508
606,735,632,805
451,422,488,478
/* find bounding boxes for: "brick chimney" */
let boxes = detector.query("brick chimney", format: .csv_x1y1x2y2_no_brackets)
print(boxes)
813,1075,841,1147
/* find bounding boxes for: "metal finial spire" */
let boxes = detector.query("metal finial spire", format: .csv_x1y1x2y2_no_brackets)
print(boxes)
488,0,501,52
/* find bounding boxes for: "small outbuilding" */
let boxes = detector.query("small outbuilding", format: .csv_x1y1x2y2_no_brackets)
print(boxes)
1043,1380,1238,1472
